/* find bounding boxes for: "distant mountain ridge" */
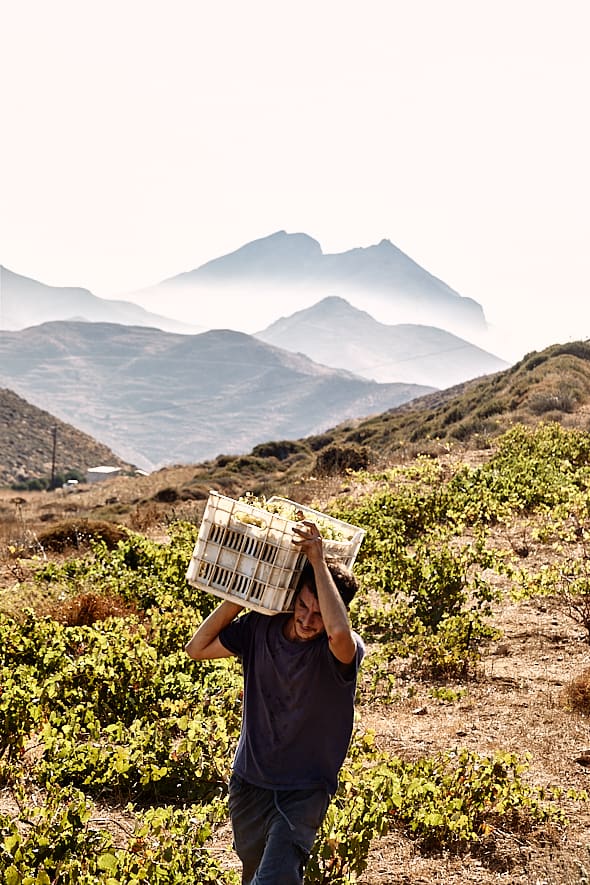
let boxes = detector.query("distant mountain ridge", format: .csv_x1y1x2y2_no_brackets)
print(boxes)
130,230,487,338
0,266,199,334
2,230,488,346
256,296,508,389
0,321,433,470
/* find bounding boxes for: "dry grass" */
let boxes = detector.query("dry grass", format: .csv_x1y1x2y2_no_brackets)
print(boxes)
564,668,590,718
33,519,130,553
49,591,139,626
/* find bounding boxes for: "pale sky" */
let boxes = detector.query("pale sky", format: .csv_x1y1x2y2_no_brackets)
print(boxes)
1,0,588,361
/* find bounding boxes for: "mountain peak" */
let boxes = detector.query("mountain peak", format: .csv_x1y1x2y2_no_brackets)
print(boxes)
265,229,320,247
305,295,373,321
191,230,323,280
256,296,507,389
139,229,487,338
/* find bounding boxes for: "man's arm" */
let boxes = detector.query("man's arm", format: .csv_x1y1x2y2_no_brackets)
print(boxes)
185,599,244,660
293,521,357,665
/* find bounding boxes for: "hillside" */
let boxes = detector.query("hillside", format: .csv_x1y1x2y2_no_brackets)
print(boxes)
0,321,432,470
3,338,589,514
333,339,590,457
3,339,589,530
146,339,590,510
256,296,508,388
0,388,130,487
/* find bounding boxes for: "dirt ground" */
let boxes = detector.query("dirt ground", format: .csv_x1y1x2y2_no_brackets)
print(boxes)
354,596,590,885
2,478,590,883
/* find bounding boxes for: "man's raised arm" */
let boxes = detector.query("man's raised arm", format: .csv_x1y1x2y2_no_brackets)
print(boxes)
292,521,357,665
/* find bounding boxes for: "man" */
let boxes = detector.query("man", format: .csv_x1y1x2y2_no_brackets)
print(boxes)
185,519,365,885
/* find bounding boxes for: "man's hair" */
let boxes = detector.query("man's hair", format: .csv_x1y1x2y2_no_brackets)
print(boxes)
296,559,359,608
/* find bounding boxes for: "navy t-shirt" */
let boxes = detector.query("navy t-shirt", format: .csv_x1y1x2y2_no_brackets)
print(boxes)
219,611,365,795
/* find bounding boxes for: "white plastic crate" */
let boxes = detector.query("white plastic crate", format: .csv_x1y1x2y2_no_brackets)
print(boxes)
186,491,365,614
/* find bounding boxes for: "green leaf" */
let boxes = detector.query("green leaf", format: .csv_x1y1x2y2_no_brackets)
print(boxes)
3,834,20,853
97,852,118,871
5,866,20,885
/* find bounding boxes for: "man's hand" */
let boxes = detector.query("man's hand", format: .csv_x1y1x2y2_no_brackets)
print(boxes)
291,520,325,565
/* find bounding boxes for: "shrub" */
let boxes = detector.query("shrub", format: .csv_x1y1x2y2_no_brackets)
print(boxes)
552,342,590,361
152,486,179,502
180,485,209,500
449,419,490,441
523,353,548,371
10,470,86,492
50,592,138,627
314,444,370,476
557,570,590,641
35,520,129,552
251,440,306,460
528,393,576,415
564,668,590,715
441,405,465,427
227,456,275,475
214,454,235,467
306,432,335,451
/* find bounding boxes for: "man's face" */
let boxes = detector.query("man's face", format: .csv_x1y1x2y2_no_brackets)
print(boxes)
291,584,325,642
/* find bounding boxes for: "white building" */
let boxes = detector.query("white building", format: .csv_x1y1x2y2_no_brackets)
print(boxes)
85,466,122,484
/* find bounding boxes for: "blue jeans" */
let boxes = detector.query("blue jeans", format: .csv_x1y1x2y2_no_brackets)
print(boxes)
228,773,331,885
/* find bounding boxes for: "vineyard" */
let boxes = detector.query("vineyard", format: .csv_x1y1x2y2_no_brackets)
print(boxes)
2,422,590,883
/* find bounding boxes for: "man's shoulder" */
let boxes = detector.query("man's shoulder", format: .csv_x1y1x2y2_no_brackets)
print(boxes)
223,609,288,638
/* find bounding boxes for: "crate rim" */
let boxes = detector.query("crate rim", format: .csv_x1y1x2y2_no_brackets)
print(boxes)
204,489,366,539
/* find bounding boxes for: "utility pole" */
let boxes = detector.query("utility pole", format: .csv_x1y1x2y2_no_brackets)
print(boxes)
50,425,57,489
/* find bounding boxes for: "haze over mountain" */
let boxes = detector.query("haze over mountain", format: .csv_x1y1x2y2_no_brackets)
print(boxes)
0,322,433,470
256,296,508,389
0,266,198,334
126,231,488,340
